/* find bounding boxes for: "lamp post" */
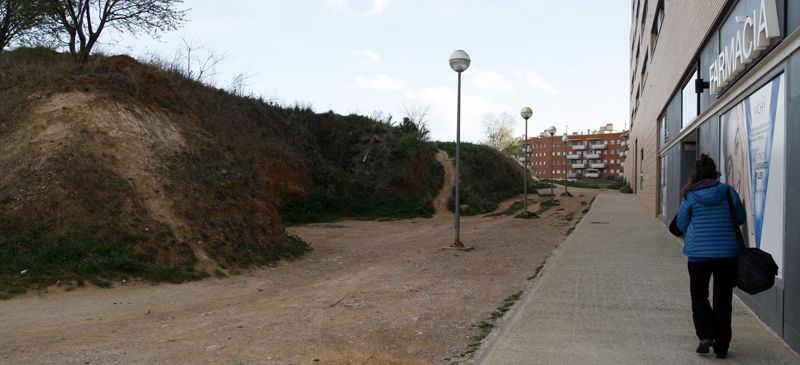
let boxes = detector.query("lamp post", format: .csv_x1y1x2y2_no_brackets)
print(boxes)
520,107,532,213
547,126,556,202
449,50,470,248
562,134,569,196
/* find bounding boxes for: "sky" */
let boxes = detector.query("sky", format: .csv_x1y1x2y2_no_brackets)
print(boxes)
99,0,632,143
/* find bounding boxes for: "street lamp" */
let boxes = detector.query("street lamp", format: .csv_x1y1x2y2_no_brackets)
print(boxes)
449,50,470,248
520,107,532,213
547,126,556,202
562,134,569,195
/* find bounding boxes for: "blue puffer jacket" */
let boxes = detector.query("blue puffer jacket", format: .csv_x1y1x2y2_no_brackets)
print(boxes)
676,180,746,258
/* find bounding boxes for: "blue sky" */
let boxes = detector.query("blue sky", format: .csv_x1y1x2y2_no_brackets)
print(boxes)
102,0,632,143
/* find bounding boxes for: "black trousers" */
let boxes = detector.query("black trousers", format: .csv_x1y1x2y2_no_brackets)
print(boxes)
688,257,738,354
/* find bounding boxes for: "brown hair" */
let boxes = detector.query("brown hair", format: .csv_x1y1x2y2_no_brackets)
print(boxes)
682,153,721,199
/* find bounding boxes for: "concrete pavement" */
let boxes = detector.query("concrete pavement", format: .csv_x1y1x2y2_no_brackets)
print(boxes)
477,194,800,364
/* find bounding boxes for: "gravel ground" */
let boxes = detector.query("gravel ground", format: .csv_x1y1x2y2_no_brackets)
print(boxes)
0,154,614,364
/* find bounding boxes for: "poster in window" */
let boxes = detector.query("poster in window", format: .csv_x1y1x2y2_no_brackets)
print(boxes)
719,74,785,279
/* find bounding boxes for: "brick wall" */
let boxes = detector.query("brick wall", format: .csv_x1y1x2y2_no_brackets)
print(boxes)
627,0,726,215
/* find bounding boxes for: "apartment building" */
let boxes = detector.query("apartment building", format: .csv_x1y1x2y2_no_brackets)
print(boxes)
521,124,628,180
628,0,800,351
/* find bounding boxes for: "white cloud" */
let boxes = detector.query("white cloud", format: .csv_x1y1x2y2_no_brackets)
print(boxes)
324,0,389,16
350,49,381,63
472,70,515,92
355,75,406,91
516,71,560,94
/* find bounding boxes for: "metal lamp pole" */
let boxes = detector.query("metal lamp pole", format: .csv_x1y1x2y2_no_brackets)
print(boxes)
449,50,470,248
520,107,532,213
547,126,556,202
562,134,569,195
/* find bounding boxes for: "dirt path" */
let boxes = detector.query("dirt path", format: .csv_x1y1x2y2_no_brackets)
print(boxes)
432,150,455,216
0,171,616,364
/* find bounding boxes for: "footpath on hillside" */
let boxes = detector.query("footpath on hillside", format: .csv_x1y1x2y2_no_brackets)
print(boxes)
476,194,800,365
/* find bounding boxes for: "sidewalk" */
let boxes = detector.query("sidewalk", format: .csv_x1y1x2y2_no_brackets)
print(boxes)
477,194,800,364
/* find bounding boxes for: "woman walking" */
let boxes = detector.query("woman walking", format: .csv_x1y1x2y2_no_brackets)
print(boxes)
676,154,746,359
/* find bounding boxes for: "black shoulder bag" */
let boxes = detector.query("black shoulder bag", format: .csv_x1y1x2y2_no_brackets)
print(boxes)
726,189,778,295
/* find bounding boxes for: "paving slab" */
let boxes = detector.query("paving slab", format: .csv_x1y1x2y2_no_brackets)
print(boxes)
477,194,800,365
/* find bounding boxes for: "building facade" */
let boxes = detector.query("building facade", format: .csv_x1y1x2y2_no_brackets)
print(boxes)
628,0,799,352
521,124,628,180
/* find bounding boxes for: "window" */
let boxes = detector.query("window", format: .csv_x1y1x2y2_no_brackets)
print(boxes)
651,0,664,51
659,154,668,216
682,69,699,129
641,53,649,91
640,148,644,190
641,0,648,30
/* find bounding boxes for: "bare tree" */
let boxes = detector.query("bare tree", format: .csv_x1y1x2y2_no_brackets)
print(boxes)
46,0,188,64
227,70,255,96
170,30,228,83
481,111,519,157
399,99,432,140
369,109,392,124
0,0,48,51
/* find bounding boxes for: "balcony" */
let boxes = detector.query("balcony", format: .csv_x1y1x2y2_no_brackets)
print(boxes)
590,163,606,169
572,163,587,169
590,144,608,150
585,172,600,178
518,156,526,162
620,151,628,157
621,140,629,147
585,153,602,159
566,173,579,178
567,154,581,159
572,145,587,150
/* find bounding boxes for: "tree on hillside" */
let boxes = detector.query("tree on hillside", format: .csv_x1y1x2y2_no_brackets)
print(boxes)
399,99,431,141
45,0,188,64
481,111,520,157
0,0,48,52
